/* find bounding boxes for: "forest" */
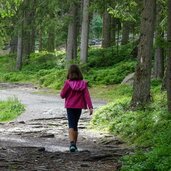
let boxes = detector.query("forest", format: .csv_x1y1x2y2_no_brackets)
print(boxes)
0,0,171,170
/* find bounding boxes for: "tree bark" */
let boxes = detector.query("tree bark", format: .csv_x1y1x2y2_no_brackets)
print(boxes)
154,46,164,79
121,21,130,45
47,30,55,52
154,3,164,79
16,27,23,71
131,0,156,107
30,16,36,53
39,30,43,51
80,0,89,63
111,18,117,45
66,2,78,64
102,10,111,48
10,37,17,54
22,0,36,61
166,0,171,112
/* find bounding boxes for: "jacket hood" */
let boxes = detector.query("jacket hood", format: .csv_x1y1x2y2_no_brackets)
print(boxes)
68,80,86,91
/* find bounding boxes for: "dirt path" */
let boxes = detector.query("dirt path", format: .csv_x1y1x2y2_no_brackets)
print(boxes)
0,83,131,171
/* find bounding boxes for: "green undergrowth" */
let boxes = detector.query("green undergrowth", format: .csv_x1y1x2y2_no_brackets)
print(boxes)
90,82,171,170
90,84,132,102
88,44,134,68
85,61,135,85
0,46,135,89
0,51,66,89
0,97,25,122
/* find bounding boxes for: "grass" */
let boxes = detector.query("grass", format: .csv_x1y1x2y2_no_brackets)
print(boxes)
0,49,135,89
0,97,25,122
0,52,66,88
90,84,132,102
90,82,171,171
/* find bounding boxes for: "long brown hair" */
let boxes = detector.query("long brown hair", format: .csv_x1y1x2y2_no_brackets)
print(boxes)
67,64,83,80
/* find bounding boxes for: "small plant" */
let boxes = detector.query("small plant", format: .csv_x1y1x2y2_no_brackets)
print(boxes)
0,97,25,122
86,61,136,85
91,82,171,171
88,44,134,68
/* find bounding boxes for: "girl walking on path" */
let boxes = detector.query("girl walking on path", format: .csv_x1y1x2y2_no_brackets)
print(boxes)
60,64,93,152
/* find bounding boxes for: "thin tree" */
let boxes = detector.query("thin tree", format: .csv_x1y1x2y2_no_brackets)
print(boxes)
102,9,111,48
22,0,36,61
154,2,164,79
16,25,23,71
80,0,89,63
121,21,130,45
111,18,117,45
16,3,24,71
66,2,79,64
131,0,156,107
166,0,171,112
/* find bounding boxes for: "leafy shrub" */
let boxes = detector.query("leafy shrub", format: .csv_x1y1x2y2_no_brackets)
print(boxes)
122,143,171,171
91,84,171,170
0,72,35,82
0,46,135,89
37,69,66,89
0,54,16,72
0,52,66,88
0,97,25,121
88,44,134,68
23,51,65,72
86,61,136,85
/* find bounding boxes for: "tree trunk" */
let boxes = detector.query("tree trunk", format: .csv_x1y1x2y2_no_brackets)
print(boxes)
47,30,55,52
10,37,17,54
111,18,117,45
39,30,43,51
102,10,111,48
80,0,89,63
16,28,23,71
22,0,36,61
30,15,36,53
154,3,164,79
154,46,164,79
166,0,171,112
131,0,156,107
22,0,30,61
66,2,78,63
121,21,130,45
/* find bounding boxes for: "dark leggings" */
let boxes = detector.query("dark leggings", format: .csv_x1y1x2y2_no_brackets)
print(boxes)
67,108,82,131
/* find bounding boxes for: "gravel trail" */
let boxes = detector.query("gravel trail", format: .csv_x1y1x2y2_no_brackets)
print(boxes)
0,83,131,171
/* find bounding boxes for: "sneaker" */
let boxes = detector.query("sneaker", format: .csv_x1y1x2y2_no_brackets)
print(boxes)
69,144,77,152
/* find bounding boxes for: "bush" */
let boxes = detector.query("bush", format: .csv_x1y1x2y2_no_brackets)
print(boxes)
88,44,134,68
37,69,66,89
86,61,136,85
0,72,34,82
0,97,25,122
0,46,136,89
23,51,65,72
0,52,66,88
91,84,171,170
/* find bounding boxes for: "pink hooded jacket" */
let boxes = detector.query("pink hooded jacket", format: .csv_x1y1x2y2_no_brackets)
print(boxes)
60,80,93,109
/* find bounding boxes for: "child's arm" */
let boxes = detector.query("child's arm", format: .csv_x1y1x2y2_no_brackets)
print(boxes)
60,81,69,99
84,83,93,115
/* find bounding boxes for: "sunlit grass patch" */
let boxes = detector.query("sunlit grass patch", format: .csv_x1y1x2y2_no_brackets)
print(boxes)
0,97,25,122
90,84,132,102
